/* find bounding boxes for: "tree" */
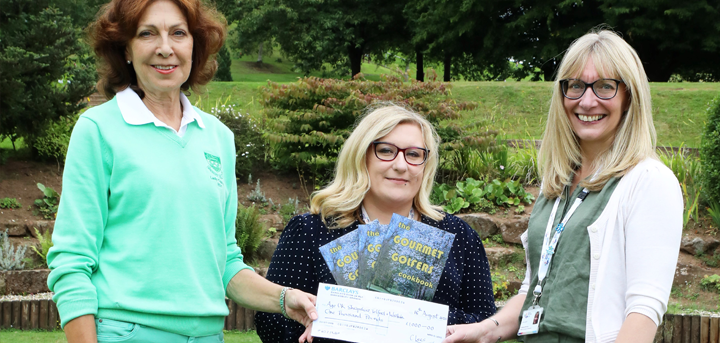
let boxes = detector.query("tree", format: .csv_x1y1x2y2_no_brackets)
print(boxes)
602,0,720,81
0,0,96,149
214,44,233,81
224,0,409,78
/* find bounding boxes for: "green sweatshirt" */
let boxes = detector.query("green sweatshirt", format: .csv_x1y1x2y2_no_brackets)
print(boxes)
47,97,251,337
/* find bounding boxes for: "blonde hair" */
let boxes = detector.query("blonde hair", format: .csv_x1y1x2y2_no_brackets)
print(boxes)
310,105,444,228
539,29,657,199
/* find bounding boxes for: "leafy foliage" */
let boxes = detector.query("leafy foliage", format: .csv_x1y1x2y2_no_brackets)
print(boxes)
33,183,60,219
209,100,265,179
701,96,720,207
432,178,534,214
33,113,79,165
0,229,27,271
214,44,233,81
700,274,720,293
261,73,490,179
708,202,720,230
0,197,22,209
247,179,267,204
0,1,96,151
659,147,703,228
235,203,266,259
279,197,302,225
30,227,53,268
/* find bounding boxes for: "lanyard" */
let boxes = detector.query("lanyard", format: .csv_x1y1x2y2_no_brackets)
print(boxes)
532,187,589,305
360,205,414,225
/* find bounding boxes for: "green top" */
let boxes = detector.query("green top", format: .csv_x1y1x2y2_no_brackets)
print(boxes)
47,98,252,336
520,177,620,342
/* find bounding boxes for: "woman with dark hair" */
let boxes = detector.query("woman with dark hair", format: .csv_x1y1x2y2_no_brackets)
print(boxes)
47,1,317,342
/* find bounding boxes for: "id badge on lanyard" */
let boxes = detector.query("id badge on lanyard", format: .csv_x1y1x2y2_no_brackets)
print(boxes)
517,187,589,336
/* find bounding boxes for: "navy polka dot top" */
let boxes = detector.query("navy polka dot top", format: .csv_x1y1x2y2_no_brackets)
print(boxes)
255,212,496,343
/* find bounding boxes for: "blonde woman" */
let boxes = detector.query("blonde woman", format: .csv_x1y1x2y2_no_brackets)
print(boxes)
256,105,497,343
443,30,682,343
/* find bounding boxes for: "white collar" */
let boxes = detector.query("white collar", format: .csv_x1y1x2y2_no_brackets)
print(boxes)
116,87,205,130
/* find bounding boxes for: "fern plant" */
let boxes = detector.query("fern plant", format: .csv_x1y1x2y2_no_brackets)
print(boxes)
0,229,28,271
235,203,265,259
30,227,53,268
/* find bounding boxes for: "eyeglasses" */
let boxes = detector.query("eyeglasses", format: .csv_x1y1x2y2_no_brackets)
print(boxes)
372,141,429,166
559,78,624,100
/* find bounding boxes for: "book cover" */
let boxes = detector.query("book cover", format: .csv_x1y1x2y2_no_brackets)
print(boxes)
368,217,455,301
318,229,360,287
357,220,382,289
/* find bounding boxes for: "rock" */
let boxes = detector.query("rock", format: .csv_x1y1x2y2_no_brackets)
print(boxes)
2,223,27,236
456,213,498,240
259,214,284,230
255,238,279,261
484,247,516,268
496,216,529,245
26,221,54,238
680,236,720,256
5,269,51,295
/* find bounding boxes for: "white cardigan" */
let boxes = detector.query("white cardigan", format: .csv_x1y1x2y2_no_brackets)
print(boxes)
519,158,683,343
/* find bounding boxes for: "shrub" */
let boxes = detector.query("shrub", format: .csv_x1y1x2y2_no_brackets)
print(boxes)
214,44,233,81
260,72,493,179
30,227,53,268
33,113,79,165
508,144,540,186
709,202,720,229
235,203,265,259
432,178,534,214
33,183,60,219
279,197,302,225
700,274,720,293
0,229,27,271
701,95,720,206
209,101,265,179
0,197,22,209
247,179,267,204
660,148,703,228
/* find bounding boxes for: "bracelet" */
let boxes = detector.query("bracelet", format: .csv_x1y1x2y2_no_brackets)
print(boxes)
279,287,293,319
489,317,499,326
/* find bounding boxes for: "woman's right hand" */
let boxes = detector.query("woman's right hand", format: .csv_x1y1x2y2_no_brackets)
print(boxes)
443,320,502,343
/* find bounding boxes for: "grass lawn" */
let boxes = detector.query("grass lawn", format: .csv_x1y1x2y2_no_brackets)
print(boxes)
0,329,262,343
194,69,720,148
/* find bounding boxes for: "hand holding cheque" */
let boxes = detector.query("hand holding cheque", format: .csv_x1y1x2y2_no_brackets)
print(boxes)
312,283,449,343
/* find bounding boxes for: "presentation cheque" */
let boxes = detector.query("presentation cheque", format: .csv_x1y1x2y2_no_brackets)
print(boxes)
311,283,449,343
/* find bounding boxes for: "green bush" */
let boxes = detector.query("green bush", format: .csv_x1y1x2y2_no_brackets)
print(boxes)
701,95,720,206
279,197,302,225
235,203,265,259
431,178,534,214
214,44,232,81
210,101,265,179
260,73,493,179
0,197,21,209
33,113,79,165
659,147,703,228
700,274,720,292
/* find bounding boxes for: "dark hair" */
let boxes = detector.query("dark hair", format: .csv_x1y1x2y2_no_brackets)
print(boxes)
89,0,226,99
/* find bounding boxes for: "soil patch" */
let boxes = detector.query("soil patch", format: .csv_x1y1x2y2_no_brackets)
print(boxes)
0,159,63,224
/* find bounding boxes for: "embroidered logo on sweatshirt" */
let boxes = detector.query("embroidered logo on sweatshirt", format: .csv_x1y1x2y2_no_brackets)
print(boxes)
204,152,224,187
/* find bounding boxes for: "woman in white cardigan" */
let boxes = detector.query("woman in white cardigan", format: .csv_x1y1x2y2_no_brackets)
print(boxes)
443,30,683,343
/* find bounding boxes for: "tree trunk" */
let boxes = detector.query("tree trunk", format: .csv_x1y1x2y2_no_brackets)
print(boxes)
542,60,556,81
443,52,451,82
416,50,424,82
257,42,263,64
348,45,363,78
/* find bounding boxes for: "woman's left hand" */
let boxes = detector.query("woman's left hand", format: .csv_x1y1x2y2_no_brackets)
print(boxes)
284,289,318,343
